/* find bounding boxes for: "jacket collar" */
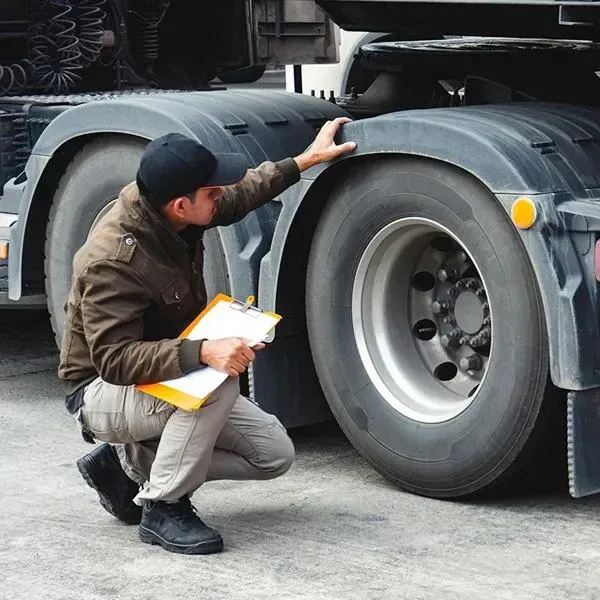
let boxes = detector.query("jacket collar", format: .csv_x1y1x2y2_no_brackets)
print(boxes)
119,182,204,260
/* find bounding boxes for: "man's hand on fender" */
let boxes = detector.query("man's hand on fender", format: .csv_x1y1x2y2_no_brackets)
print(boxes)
293,117,357,172
200,338,266,377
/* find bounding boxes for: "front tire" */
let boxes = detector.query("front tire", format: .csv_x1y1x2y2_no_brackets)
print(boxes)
306,157,564,498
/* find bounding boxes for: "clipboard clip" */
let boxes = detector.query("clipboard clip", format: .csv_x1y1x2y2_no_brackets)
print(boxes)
241,295,255,313
229,295,261,317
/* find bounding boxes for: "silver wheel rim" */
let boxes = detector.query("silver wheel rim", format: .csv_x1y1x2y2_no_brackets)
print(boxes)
87,199,117,240
352,217,493,424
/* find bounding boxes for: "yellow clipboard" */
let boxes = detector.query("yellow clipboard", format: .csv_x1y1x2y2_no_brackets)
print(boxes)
136,293,281,411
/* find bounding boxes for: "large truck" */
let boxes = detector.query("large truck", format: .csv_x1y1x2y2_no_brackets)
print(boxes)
3,0,600,501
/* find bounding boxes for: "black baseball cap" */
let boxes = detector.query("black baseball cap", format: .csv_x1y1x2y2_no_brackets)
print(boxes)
136,132,248,207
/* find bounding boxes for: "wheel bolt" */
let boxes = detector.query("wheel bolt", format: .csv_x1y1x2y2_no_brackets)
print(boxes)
475,288,485,298
482,317,491,326
482,302,489,311
460,354,483,371
465,280,475,290
459,336,469,346
438,266,458,283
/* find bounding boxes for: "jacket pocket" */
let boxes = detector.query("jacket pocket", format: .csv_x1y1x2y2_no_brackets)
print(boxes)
160,278,194,313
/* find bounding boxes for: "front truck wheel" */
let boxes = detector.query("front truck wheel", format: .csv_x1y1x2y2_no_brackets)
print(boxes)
306,157,565,498
45,137,229,346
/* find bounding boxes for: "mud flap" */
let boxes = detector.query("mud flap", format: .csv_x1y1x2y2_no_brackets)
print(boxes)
568,389,600,497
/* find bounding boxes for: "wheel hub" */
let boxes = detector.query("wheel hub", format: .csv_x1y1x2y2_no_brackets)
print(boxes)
352,217,493,423
437,276,491,342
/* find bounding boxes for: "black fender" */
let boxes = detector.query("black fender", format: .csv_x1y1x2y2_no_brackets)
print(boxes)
260,102,600,391
7,89,347,426
8,89,348,302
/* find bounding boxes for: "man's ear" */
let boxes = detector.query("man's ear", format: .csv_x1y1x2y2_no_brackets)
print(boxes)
171,196,188,215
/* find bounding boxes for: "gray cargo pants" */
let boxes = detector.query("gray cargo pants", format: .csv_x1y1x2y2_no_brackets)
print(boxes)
80,376,295,505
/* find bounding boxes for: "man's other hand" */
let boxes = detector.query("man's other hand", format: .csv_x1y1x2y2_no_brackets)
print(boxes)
200,338,266,377
294,117,357,172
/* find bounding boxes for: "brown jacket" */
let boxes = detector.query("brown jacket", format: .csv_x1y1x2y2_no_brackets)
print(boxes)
58,158,299,396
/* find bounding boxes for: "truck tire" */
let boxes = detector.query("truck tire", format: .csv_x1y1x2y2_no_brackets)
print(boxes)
45,137,230,347
306,156,564,498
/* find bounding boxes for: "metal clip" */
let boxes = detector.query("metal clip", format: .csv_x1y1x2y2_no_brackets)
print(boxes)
240,295,255,313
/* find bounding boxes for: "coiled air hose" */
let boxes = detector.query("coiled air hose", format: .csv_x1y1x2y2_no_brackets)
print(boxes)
0,0,107,95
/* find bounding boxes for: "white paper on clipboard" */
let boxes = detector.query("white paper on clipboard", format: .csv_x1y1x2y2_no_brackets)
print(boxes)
136,294,281,410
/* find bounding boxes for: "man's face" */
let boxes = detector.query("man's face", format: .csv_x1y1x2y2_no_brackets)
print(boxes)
187,186,223,226
163,186,224,229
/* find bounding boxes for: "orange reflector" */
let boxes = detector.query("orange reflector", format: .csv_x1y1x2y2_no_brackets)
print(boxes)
0,242,7,260
511,197,537,229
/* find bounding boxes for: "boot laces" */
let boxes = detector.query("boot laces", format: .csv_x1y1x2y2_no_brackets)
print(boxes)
166,497,201,527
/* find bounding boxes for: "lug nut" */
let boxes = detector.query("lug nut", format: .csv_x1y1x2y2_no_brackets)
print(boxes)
432,300,448,315
475,288,485,298
465,279,476,290
482,317,491,327
447,288,459,298
441,328,461,348
479,327,491,342
437,266,458,283
482,302,489,311
460,354,483,371
459,336,469,346
441,334,459,348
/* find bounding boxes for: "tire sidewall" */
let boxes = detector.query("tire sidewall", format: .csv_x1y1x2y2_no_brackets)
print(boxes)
45,139,147,342
306,158,548,496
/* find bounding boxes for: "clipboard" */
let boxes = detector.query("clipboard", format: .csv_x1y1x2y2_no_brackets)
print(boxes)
135,293,281,411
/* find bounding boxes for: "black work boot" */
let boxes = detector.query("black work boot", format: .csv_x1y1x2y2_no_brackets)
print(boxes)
76,443,142,525
138,497,223,555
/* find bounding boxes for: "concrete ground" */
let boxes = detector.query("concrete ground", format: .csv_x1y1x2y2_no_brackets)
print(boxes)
3,310,600,600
